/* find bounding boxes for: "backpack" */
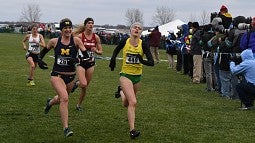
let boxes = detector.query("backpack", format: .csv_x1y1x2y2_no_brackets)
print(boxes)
165,34,177,54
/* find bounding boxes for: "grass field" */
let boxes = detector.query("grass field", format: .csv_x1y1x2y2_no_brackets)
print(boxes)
1,33,255,143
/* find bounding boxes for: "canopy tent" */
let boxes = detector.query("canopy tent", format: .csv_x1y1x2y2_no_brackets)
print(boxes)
142,19,186,36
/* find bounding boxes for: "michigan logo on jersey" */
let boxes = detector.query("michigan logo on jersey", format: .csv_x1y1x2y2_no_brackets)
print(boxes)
61,48,70,55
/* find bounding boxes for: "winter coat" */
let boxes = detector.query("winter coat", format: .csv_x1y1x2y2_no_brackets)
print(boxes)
230,49,255,84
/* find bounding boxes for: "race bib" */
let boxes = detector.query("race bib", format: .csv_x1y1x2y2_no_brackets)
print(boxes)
126,53,140,64
88,50,95,61
29,43,39,52
57,56,70,66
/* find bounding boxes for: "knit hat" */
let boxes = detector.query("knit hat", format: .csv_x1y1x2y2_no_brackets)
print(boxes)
220,5,228,12
211,17,222,28
252,17,255,27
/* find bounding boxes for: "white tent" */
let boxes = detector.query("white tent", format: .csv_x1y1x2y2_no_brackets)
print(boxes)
142,19,186,36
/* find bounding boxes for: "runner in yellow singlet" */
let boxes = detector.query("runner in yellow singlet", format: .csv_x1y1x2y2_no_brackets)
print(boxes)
109,22,154,139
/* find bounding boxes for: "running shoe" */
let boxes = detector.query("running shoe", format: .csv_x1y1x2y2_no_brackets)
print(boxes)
114,86,121,98
27,80,36,86
64,127,73,137
71,80,79,93
76,106,82,111
130,129,140,139
44,98,52,114
239,106,252,110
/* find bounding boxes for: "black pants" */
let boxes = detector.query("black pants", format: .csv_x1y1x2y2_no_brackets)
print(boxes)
176,51,182,72
187,54,193,77
236,82,255,107
182,54,189,74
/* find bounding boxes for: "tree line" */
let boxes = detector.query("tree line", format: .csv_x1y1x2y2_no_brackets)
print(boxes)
20,3,210,27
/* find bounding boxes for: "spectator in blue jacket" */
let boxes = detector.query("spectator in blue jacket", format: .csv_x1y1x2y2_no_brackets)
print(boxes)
230,49,255,110
240,17,255,57
165,30,177,69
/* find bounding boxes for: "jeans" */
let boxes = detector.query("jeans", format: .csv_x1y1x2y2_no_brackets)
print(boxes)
219,70,232,97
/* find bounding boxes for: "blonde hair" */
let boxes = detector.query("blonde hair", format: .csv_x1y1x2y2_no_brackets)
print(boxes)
130,22,143,31
73,24,85,36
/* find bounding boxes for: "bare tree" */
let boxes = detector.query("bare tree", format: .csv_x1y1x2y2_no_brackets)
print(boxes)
20,3,42,22
125,8,144,26
200,10,210,25
152,6,176,25
188,13,197,23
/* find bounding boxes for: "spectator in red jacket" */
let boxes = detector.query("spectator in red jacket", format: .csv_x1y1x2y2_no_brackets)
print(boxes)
149,26,161,63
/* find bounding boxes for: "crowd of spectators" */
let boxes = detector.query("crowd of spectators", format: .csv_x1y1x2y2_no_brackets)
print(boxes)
96,31,129,45
153,5,255,109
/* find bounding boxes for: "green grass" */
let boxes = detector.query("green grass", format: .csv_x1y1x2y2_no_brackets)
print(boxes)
0,33,255,143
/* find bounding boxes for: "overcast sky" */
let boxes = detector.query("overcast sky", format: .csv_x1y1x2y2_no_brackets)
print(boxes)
1,0,254,26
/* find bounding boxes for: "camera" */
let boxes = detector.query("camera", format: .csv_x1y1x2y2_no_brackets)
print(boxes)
230,54,242,65
237,16,252,30
213,24,229,34
219,29,230,34
238,23,251,30
245,16,252,24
